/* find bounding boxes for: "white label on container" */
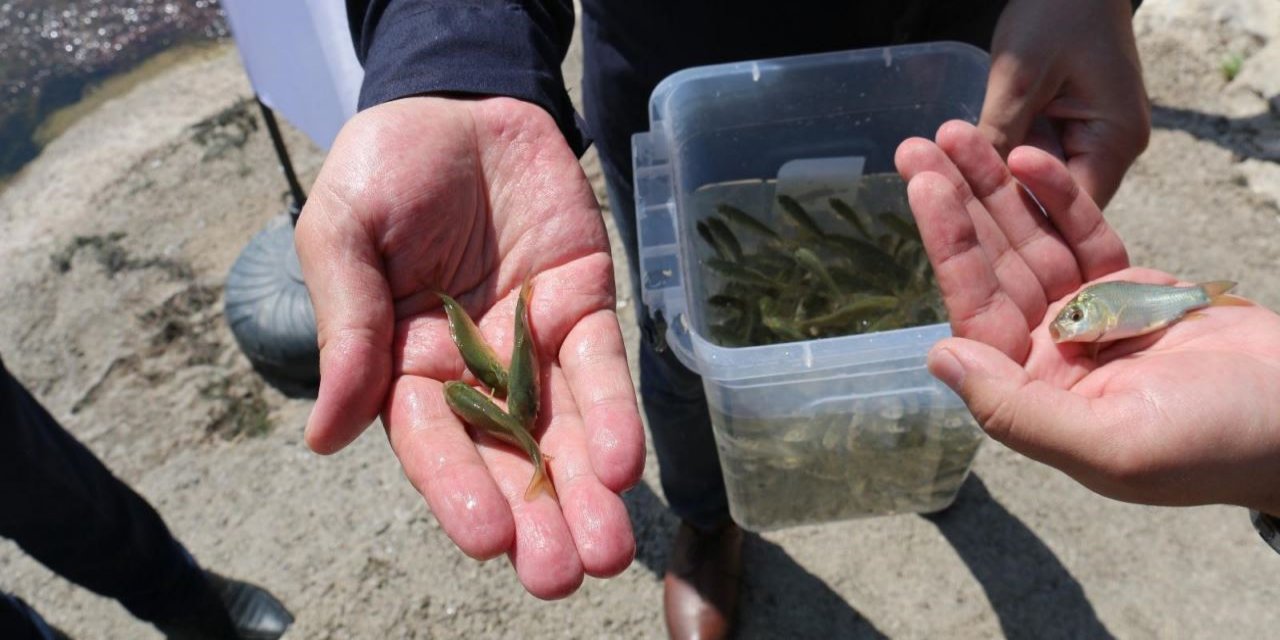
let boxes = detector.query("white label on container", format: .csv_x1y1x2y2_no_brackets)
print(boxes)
772,156,866,229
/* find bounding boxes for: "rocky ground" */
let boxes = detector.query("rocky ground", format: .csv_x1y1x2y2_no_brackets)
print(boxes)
2,1,1279,637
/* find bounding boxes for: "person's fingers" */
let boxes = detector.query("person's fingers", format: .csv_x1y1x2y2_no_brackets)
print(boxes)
383,376,514,561
1008,146,1130,281
936,120,1082,303
539,366,636,578
928,337,1103,475
1023,116,1066,161
505,501,586,600
466,369,585,599
1058,116,1150,210
295,199,394,455
493,446,586,599
897,132,1048,325
978,52,1050,157
905,171,1030,361
386,374,590,599
559,308,645,493
897,132,1045,324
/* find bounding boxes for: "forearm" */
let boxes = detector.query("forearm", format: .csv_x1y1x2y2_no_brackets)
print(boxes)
346,0,584,153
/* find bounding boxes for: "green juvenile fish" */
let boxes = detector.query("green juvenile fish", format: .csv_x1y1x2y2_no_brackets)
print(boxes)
754,296,811,342
696,220,721,257
716,204,780,239
1050,280,1239,343
761,313,809,343
776,195,825,237
443,381,556,501
820,234,909,283
793,247,841,296
738,301,761,344
828,264,887,294
701,181,949,347
506,280,540,432
705,217,744,261
867,309,908,332
746,244,800,277
877,211,920,244
706,258,781,289
828,198,874,240
708,294,746,311
799,295,901,332
438,292,509,396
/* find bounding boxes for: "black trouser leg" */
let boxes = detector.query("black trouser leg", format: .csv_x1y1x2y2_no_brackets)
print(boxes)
0,357,231,634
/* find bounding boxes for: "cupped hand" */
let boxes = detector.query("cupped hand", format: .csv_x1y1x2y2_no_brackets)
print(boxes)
980,0,1150,208
295,96,645,598
897,121,1280,514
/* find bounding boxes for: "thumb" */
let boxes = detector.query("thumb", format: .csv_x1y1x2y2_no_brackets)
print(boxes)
977,54,1052,157
929,337,1102,473
294,200,394,455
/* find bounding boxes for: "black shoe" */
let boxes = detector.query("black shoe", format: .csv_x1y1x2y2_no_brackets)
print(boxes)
154,571,293,640
204,573,293,640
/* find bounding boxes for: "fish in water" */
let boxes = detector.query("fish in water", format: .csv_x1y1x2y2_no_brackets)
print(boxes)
1050,280,1238,343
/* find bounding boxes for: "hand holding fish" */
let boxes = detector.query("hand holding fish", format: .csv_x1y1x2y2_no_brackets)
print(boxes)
897,121,1280,513
295,96,645,598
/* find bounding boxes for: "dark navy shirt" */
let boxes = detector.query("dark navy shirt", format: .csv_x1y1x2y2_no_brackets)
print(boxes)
345,1,1136,186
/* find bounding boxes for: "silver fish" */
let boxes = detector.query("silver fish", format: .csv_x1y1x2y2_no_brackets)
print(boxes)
1050,280,1237,343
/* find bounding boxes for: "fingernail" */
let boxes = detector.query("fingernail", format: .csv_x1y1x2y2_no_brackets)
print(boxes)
928,347,966,392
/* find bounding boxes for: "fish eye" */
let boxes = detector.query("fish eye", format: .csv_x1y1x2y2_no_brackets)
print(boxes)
1069,307,1083,322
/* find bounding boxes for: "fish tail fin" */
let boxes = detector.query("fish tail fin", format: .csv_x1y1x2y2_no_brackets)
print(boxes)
1199,280,1253,307
520,277,534,303
523,461,557,502
1210,295,1254,307
1199,280,1236,298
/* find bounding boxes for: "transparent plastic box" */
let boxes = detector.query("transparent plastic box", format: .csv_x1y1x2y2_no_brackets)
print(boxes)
631,42,991,531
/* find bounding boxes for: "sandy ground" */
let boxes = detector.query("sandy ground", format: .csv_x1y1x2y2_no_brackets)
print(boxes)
3,1,1280,638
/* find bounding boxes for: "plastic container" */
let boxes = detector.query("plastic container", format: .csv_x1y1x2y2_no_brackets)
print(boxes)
631,42,990,531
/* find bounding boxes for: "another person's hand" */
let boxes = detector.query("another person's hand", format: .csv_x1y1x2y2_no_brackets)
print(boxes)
896,121,1280,514
295,96,645,598
980,0,1150,208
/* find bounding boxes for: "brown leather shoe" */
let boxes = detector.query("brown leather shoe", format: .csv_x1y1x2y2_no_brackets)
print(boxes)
663,520,744,640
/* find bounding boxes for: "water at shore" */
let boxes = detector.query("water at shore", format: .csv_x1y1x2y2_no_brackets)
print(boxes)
0,0,227,177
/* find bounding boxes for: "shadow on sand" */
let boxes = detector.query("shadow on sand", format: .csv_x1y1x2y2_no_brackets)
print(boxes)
623,481,887,639
1151,97,1280,164
923,475,1113,639
625,473,1112,639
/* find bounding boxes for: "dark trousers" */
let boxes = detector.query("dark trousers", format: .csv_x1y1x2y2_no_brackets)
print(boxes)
601,161,731,531
0,357,213,637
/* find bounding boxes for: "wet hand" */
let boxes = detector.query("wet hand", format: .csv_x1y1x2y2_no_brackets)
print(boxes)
980,0,1150,208
896,121,1280,514
295,96,645,598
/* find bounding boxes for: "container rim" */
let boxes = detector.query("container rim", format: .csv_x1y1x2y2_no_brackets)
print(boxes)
646,40,991,124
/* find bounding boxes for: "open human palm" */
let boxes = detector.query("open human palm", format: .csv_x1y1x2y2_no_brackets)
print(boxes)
296,97,644,598
897,121,1280,513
